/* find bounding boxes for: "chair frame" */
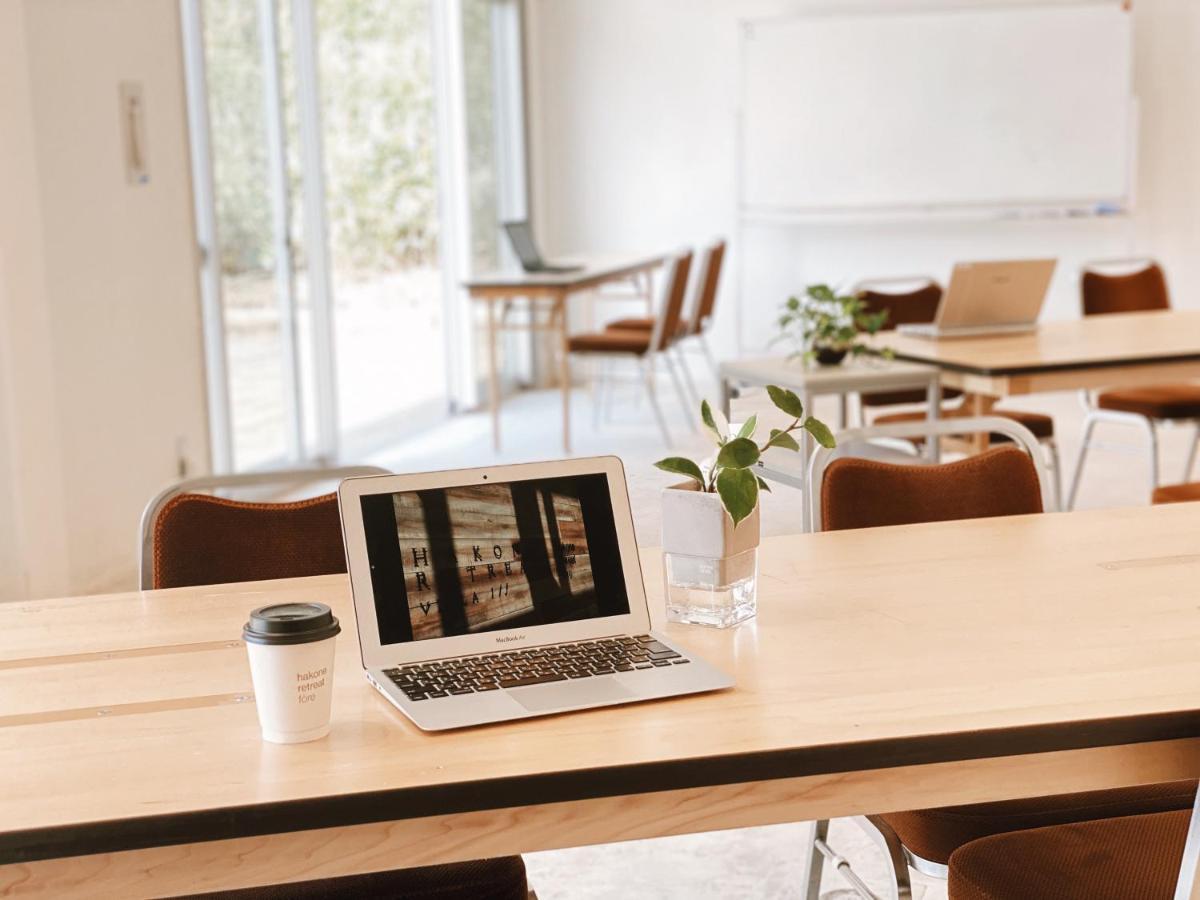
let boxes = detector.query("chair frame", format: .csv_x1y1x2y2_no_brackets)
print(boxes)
584,250,695,445
802,415,1051,900
1067,257,1200,509
808,415,1055,531
138,465,389,590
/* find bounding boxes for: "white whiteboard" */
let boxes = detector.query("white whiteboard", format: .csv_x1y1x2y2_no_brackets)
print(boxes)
741,3,1134,214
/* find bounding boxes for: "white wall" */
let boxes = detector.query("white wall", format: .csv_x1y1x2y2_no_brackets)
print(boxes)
0,0,210,598
525,0,1200,355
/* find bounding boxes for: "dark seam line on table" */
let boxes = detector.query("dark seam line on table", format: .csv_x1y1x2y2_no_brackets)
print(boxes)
3,707,1199,865
0,641,242,672
0,693,248,729
887,351,1200,378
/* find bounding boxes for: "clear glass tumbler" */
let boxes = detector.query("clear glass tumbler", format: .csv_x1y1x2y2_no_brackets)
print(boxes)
664,547,758,628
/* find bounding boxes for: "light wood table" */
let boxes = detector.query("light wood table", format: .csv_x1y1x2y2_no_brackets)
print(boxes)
464,254,667,453
866,309,1200,443
4,504,1200,897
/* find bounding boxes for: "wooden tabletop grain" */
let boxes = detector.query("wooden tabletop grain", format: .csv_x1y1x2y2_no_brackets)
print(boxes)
3,503,1200,880
867,309,1200,376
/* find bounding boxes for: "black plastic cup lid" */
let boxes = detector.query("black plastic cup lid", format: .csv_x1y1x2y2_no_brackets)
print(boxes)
243,602,341,646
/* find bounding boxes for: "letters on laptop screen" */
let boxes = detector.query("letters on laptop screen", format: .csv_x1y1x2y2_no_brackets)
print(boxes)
358,473,631,644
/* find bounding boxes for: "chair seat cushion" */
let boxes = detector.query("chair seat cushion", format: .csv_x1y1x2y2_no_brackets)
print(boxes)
861,387,963,407
947,808,1190,900
871,409,1055,441
883,778,1196,866
186,857,528,900
1152,482,1200,504
567,329,651,354
1097,384,1200,419
605,316,655,331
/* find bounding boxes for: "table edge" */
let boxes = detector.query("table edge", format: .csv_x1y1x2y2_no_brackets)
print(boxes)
6,706,1198,865
889,349,1200,377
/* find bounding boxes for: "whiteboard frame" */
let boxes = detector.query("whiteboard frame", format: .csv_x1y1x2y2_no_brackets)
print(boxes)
735,0,1137,221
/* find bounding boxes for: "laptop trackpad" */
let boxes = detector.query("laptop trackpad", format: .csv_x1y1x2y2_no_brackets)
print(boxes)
510,678,634,712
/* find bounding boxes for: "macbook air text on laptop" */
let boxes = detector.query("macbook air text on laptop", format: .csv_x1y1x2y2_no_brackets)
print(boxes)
897,259,1056,339
502,220,583,274
339,456,732,731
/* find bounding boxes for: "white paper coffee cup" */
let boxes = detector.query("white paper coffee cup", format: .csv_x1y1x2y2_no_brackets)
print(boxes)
243,603,340,744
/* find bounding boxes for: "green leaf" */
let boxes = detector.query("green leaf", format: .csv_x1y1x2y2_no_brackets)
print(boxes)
699,399,727,445
716,467,759,527
715,436,760,470
804,416,837,449
756,476,772,493
653,457,705,487
736,414,757,439
767,428,800,452
766,384,804,419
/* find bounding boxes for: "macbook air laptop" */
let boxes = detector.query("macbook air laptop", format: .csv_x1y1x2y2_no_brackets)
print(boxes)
502,220,583,274
339,456,732,731
897,259,1056,339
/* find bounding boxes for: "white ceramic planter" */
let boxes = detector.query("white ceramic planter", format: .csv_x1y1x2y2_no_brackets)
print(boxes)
661,483,760,628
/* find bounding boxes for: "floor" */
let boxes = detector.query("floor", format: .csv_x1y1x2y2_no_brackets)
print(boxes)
366,367,1196,900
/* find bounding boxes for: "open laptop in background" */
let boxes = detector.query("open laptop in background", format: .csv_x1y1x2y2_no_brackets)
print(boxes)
897,259,1056,339
502,220,584,274
339,456,732,731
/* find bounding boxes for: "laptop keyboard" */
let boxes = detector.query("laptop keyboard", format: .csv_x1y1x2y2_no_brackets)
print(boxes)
382,635,690,702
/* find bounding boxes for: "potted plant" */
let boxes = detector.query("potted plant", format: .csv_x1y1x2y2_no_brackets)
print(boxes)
777,283,890,366
653,386,835,627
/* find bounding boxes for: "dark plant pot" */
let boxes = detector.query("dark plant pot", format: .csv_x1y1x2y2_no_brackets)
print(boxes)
814,346,848,367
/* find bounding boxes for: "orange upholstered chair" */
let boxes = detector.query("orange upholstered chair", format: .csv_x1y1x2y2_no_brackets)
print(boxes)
803,439,1194,900
855,279,960,409
820,445,1043,531
570,248,693,443
142,468,531,900
1068,259,1200,508
947,808,1194,900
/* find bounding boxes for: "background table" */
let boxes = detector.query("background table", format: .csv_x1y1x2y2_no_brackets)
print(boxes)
721,355,941,528
867,308,1200,410
3,504,1200,897
464,254,666,452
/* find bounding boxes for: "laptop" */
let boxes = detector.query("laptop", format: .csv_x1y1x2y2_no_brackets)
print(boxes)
502,220,583,274
897,259,1057,339
338,456,733,731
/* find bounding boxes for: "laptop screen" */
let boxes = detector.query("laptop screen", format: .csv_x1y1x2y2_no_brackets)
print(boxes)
502,221,542,269
358,473,631,645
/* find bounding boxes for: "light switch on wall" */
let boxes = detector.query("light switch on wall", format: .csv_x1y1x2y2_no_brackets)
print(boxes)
119,81,150,185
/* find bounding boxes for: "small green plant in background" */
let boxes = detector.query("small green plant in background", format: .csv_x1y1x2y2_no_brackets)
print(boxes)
654,386,836,526
776,283,890,363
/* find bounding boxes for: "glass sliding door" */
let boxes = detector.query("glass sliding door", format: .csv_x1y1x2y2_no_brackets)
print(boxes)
182,0,526,471
316,0,448,456
194,0,305,471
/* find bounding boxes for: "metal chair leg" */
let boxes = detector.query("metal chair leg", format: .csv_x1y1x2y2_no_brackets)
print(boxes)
591,357,607,429
698,332,719,380
801,819,829,900
643,358,672,447
1067,414,1099,510
674,347,701,411
1044,438,1062,513
1185,424,1200,483
1141,416,1160,498
859,816,915,900
662,352,696,431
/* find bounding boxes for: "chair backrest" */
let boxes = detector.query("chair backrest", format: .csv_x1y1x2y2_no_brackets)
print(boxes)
139,466,389,590
1081,258,1170,316
1173,787,1200,899
855,277,944,327
648,248,693,353
809,416,1052,530
687,238,727,336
